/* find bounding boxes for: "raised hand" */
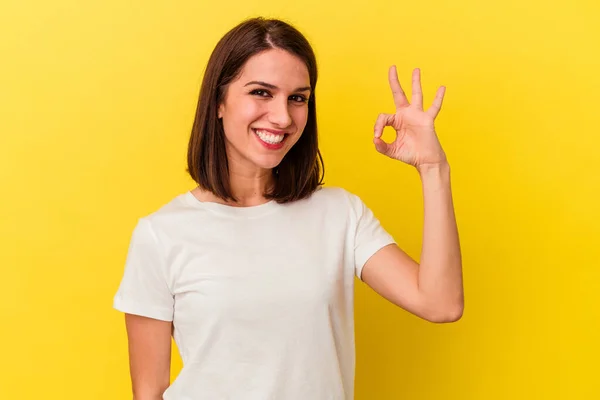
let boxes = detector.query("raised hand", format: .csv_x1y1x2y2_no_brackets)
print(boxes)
373,66,448,170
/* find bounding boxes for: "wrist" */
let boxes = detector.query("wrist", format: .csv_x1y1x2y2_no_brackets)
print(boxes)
417,160,450,176
418,161,452,195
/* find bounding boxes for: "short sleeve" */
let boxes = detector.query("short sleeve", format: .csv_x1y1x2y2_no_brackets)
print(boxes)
113,218,174,321
349,193,396,280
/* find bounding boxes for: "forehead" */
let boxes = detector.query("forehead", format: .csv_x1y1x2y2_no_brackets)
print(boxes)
236,48,310,88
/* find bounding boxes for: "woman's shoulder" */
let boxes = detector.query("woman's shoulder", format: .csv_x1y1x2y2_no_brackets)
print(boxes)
135,190,207,229
310,185,349,201
302,185,363,212
315,185,364,201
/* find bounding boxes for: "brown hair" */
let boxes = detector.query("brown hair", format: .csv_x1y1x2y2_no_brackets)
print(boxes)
186,17,324,204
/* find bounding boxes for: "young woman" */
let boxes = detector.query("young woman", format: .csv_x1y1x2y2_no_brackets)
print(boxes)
113,17,463,400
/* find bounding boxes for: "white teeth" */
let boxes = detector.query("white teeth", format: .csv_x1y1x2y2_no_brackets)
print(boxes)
255,129,285,145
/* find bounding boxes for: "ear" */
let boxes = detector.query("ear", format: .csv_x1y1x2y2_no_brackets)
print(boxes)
218,103,224,119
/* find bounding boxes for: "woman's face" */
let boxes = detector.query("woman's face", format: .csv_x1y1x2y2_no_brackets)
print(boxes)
218,48,311,172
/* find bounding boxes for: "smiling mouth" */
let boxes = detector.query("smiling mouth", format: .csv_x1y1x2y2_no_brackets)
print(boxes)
252,129,288,146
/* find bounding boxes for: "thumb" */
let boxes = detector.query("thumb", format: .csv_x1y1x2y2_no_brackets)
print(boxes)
373,137,390,155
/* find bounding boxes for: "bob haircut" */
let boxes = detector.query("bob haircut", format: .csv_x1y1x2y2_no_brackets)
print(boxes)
186,17,324,204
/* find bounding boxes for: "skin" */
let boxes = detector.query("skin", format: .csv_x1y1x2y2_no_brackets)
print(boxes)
362,66,463,324
199,47,312,206
124,314,172,399
125,53,464,398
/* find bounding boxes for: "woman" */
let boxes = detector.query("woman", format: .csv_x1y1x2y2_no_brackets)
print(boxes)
113,17,463,400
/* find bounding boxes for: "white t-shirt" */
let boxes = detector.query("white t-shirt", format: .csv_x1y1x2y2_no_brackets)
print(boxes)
113,186,395,400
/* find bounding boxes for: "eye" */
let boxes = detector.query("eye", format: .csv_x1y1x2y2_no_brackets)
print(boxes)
250,89,271,97
289,95,308,104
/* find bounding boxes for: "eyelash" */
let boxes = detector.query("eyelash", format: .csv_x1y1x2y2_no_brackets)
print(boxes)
249,89,308,104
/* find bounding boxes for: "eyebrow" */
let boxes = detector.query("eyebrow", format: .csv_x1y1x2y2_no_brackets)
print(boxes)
244,80,311,92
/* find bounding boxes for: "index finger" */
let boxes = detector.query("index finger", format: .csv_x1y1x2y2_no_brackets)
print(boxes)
388,65,409,109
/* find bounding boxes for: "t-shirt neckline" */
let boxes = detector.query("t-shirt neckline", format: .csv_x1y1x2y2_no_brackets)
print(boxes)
184,191,280,218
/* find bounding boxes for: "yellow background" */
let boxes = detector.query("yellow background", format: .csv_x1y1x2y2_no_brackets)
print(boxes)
1,0,598,398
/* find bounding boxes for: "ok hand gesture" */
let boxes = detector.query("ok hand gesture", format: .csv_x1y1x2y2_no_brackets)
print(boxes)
374,66,448,170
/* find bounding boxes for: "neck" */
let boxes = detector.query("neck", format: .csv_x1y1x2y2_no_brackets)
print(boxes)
192,153,276,207
227,166,273,206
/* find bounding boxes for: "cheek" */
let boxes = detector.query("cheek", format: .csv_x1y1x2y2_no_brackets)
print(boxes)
233,100,264,125
292,106,309,129
222,100,264,139
224,97,262,122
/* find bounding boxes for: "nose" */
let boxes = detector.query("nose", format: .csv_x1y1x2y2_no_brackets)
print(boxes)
267,98,293,128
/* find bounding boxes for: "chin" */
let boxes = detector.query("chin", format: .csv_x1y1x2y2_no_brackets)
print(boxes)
252,156,285,170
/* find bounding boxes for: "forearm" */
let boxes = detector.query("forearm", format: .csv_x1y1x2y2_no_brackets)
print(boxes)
417,161,464,320
133,392,165,400
131,381,169,400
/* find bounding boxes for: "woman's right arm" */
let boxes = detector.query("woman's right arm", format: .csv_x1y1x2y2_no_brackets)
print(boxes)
125,314,173,400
